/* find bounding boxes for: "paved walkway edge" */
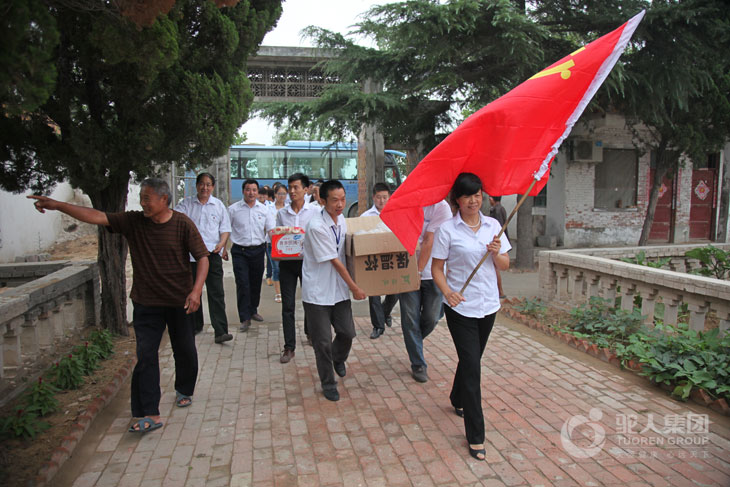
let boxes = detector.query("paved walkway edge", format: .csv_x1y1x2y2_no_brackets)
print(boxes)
34,356,136,486
502,298,730,416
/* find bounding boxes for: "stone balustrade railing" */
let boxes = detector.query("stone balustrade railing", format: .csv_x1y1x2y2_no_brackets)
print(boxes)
0,261,100,401
538,244,730,336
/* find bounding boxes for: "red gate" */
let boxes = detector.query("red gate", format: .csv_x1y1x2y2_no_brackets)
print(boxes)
689,168,717,240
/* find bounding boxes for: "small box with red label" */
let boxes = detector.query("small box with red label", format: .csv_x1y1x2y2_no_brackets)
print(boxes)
270,226,306,260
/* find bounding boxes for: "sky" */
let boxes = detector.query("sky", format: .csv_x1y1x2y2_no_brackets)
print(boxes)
241,0,394,144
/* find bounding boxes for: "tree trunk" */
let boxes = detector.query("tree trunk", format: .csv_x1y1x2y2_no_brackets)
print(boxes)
88,174,130,336
638,139,670,246
515,195,534,269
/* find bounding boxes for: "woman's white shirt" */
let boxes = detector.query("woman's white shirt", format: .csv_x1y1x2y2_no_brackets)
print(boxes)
431,212,511,318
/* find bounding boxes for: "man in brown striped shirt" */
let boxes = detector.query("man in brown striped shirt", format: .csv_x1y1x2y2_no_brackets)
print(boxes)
29,178,209,434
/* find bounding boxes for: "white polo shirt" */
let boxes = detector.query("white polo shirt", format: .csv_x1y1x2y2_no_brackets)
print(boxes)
174,195,232,260
418,201,453,280
228,199,275,246
301,209,349,306
276,202,318,229
431,212,511,318
360,205,379,217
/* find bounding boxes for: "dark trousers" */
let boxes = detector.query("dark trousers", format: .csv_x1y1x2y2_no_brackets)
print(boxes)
303,300,356,391
368,294,399,330
190,253,228,337
444,306,496,445
131,302,198,417
279,259,308,351
231,243,265,322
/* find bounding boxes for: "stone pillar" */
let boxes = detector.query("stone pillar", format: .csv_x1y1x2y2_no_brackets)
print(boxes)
620,283,637,311
687,301,710,332
639,287,659,326
600,278,618,304
21,310,41,359
3,317,25,378
570,270,584,303
586,273,601,300
662,294,682,326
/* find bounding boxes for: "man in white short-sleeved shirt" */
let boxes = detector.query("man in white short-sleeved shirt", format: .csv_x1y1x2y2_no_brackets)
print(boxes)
360,182,400,339
302,180,366,401
228,179,275,332
276,173,318,364
399,200,453,383
175,172,233,343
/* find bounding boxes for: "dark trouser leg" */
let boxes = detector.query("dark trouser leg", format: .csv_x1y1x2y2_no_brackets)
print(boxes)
131,303,168,417
368,296,386,330
304,302,337,390
419,279,443,340
231,245,252,322
305,301,355,392
399,288,425,370
204,253,228,336
383,294,399,324
330,300,356,365
445,306,495,445
246,245,266,316
279,260,302,351
189,262,204,333
165,306,199,397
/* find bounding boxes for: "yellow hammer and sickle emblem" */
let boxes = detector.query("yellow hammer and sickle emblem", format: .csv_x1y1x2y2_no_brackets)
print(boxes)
529,47,586,81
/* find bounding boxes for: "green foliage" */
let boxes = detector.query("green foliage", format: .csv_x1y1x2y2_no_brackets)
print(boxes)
0,408,50,440
614,325,730,400
51,354,85,390
73,342,102,375
0,0,282,334
569,297,644,349
89,329,115,359
23,377,59,417
685,245,730,280
620,250,671,269
514,298,547,319
257,0,547,154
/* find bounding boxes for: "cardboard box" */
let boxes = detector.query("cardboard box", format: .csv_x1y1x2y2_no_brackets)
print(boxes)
270,227,305,260
345,216,419,296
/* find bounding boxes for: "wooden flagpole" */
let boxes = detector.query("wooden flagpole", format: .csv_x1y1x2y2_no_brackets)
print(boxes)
458,178,538,294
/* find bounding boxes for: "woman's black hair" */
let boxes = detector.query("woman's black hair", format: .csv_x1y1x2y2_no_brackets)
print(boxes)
449,172,483,207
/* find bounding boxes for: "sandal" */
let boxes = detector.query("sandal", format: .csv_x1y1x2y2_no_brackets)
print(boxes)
274,294,282,303
469,445,486,461
128,417,163,433
454,407,464,418
176,391,192,408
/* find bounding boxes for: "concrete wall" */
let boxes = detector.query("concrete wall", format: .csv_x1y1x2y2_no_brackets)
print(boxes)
0,182,142,263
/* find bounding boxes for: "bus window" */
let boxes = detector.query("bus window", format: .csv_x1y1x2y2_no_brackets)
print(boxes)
331,150,358,180
384,167,397,188
230,150,241,178
287,150,329,180
240,149,285,179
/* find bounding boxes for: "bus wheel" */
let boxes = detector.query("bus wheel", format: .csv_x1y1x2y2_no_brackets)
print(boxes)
347,202,359,218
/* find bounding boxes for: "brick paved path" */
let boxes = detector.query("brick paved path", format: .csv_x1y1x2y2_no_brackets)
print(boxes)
62,315,729,487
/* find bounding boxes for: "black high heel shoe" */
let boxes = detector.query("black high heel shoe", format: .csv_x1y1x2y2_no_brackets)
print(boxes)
469,445,486,461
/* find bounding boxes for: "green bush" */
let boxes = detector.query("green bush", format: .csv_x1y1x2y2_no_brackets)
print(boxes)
23,377,59,417
89,329,114,359
0,408,50,439
73,342,102,375
568,297,644,349
620,250,671,269
685,245,730,280
51,354,85,390
514,298,547,319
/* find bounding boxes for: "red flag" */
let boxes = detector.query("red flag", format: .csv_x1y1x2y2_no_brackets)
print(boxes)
381,11,645,255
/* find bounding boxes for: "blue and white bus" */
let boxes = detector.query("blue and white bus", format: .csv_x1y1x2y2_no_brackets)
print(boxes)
229,141,405,216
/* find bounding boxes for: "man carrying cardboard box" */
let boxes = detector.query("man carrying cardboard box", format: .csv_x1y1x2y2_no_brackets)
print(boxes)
302,180,367,401
399,200,453,383
361,182,400,339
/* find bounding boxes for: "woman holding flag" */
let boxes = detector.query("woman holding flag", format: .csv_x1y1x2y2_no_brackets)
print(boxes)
431,172,511,461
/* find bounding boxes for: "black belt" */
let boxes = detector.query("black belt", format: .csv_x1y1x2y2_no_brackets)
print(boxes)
234,243,265,250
